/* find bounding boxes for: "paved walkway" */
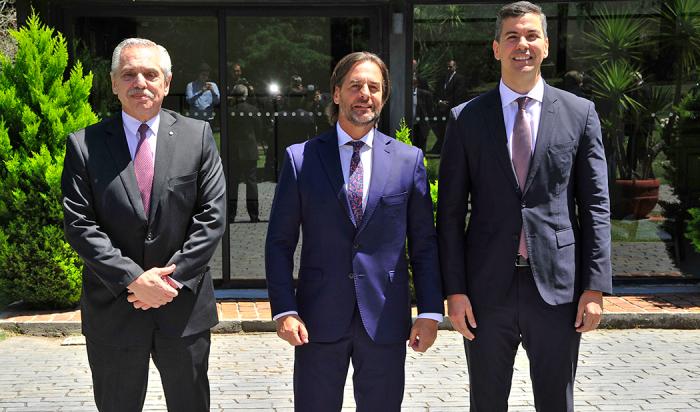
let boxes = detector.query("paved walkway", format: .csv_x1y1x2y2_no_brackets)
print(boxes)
0,330,699,411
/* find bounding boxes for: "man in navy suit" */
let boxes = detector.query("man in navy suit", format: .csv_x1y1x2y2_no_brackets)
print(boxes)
266,52,444,411
437,2,612,411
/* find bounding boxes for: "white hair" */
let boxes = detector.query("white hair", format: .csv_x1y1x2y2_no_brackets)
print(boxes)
110,38,172,78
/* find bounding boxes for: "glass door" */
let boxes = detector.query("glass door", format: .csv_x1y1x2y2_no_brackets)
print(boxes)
224,12,378,284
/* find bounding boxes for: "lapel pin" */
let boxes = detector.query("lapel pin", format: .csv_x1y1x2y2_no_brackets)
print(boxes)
169,131,174,135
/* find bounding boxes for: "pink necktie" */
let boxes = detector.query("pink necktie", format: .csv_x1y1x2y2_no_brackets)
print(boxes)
512,97,531,258
135,123,154,217
347,140,364,226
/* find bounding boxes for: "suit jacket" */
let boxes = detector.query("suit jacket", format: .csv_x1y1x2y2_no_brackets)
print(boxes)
62,109,227,346
265,128,444,344
229,101,262,161
437,83,612,307
412,87,433,150
437,72,467,112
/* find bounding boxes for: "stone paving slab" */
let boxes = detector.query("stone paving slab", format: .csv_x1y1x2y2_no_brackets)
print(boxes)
1,330,699,411
2,294,700,336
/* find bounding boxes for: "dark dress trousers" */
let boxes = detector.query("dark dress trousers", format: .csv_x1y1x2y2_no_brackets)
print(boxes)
266,128,444,411
62,109,226,412
437,83,612,411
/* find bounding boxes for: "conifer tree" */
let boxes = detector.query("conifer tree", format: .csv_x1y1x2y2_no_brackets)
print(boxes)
0,13,97,308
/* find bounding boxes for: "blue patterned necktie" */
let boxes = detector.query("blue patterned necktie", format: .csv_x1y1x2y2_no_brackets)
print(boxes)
347,140,365,226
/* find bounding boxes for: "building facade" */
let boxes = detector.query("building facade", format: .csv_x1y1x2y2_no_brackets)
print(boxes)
17,0,700,286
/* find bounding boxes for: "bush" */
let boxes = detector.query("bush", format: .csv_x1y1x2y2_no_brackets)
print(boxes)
687,208,700,253
0,14,97,308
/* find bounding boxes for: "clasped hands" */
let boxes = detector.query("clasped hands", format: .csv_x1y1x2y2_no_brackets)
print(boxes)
126,264,179,310
274,314,438,353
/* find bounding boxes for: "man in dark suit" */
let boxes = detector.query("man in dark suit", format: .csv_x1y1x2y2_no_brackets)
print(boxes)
62,38,226,412
266,52,444,411
228,83,262,223
437,2,612,411
411,74,434,152
430,59,466,154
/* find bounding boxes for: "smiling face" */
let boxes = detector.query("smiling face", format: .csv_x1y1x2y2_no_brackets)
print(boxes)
333,60,384,138
493,12,549,93
111,45,171,121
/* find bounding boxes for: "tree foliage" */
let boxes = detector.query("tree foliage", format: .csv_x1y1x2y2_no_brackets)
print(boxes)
0,0,16,59
0,13,97,308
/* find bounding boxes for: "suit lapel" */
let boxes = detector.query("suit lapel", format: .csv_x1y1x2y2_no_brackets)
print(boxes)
104,116,147,222
357,131,391,234
149,110,176,222
523,84,558,195
317,129,354,225
482,89,519,192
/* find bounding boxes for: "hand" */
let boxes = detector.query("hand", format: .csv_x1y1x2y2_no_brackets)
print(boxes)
126,265,178,310
275,314,309,346
408,318,438,352
575,290,603,333
127,274,180,310
447,294,477,341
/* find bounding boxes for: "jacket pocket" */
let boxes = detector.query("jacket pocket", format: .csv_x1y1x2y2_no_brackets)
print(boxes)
381,191,408,205
555,228,575,248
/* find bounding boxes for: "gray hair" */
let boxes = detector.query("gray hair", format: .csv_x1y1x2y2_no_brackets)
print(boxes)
110,38,172,78
495,1,548,41
232,84,248,99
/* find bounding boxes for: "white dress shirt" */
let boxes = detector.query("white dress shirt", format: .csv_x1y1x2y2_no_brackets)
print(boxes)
274,123,443,323
499,77,544,161
121,111,182,289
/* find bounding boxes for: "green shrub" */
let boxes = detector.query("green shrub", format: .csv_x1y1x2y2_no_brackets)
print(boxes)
0,14,97,308
687,208,700,253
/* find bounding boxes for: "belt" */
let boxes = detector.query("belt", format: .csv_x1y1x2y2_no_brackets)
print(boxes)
515,255,530,267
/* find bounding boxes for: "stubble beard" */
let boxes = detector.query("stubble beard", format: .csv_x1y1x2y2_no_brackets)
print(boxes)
345,107,380,127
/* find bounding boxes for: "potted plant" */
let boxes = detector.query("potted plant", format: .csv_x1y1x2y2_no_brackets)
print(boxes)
584,6,674,219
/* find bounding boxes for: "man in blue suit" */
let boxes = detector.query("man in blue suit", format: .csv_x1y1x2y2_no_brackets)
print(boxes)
266,52,444,411
437,2,612,411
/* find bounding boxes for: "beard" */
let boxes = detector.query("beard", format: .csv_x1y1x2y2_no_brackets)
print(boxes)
343,106,380,126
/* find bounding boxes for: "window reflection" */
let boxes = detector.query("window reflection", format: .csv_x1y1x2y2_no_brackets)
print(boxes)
413,2,700,279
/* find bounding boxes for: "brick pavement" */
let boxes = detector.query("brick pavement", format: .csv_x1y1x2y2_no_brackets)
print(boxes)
1,330,699,411
1,294,699,326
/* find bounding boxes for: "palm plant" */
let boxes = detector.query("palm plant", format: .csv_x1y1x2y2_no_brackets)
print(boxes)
657,0,700,146
584,7,666,180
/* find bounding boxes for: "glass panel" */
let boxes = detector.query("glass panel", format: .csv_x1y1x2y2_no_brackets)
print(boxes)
225,16,371,282
72,15,225,279
413,2,700,280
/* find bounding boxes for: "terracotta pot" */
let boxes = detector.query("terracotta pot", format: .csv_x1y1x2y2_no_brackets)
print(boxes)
610,178,661,219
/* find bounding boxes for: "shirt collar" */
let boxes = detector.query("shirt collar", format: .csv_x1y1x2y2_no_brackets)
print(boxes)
336,122,374,149
121,111,161,138
499,77,544,108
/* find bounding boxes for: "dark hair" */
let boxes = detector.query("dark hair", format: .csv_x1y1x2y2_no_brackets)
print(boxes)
495,1,547,41
326,51,390,124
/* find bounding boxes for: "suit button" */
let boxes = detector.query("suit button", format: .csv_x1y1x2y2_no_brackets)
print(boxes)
353,243,360,250
146,232,153,241
512,234,519,241
521,202,526,208
348,273,355,279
